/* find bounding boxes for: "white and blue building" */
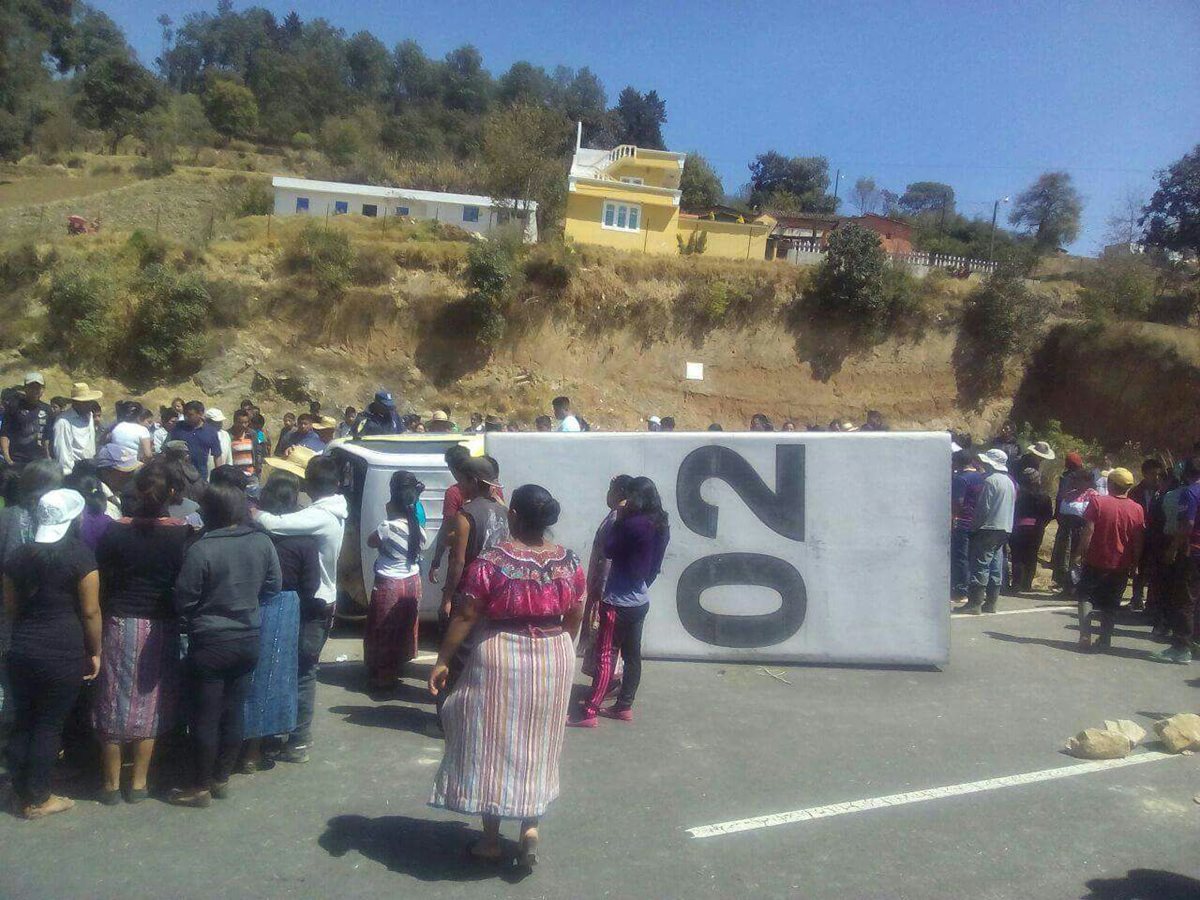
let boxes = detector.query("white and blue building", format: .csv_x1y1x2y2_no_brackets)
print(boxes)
270,176,538,242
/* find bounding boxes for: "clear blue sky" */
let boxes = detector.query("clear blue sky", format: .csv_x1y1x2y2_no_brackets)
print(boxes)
99,0,1200,254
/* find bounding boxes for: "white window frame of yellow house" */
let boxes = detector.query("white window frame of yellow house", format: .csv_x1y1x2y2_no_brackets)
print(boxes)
602,201,641,232
619,176,645,185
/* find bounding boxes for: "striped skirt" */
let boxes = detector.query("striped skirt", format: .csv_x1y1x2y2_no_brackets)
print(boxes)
242,590,300,739
364,573,422,682
430,628,574,820
93,616,180,741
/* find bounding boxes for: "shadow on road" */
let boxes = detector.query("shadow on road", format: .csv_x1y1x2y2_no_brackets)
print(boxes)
1082,868,1200,899
983,632,1152,661
328,704,439,734
319,814,531,884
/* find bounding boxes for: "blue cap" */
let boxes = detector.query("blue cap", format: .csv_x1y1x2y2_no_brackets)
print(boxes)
375,390,395,409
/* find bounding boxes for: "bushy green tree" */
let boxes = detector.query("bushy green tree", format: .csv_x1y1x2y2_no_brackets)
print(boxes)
748,151,837,213
345,30,391,99
497,61,555,108
482,104,571,233
809,223,889,323
899,181,955,217
1009,171,1083,251
203,78,258,139
1142,144,1200,256
77,54,161,152
680,153,723,210
612,87,666,149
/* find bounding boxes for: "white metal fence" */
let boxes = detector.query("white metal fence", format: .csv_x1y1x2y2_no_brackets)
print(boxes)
781,246,998,276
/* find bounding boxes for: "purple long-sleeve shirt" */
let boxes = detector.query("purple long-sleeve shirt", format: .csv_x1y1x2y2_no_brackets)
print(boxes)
602,513,670,607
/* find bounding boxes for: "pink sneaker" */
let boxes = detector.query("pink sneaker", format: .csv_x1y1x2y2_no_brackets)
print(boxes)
598,706,633,722
566,715,598,728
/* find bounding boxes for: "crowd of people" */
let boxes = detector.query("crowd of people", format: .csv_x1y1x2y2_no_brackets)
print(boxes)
0,373,679,871
951,423,1199,663
11,364,1189,867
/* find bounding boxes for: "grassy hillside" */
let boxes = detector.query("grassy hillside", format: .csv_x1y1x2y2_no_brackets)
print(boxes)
0,164,1168,447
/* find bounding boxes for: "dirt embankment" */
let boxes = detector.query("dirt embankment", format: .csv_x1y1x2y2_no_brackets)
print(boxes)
0,209,1177,445
1013,322,1200,453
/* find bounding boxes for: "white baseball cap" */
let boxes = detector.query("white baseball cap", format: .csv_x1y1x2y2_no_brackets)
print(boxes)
23,371,44,386
648,415,662,425
204,407,226,424
34,489,86,543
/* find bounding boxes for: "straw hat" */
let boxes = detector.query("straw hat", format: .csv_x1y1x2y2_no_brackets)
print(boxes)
271,445,319,478
70,382,103,402
313,415,339,431
1025,441,1055,461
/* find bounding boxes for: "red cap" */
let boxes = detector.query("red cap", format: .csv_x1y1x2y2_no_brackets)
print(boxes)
1065,451,1084,470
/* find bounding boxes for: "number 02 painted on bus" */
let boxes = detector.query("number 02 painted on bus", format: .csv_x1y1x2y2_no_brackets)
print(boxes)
675,445,807,648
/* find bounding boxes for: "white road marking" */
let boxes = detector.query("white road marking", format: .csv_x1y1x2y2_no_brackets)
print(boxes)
686,752,1176,839
952,605,1072,619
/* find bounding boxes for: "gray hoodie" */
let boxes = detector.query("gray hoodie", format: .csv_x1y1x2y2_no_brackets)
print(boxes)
256,493,348,607
174,525,281,641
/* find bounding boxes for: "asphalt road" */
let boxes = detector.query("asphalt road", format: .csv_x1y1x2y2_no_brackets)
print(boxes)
2,597,1199,899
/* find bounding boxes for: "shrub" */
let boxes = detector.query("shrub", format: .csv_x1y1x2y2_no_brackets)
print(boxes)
522,242,576,290
291,131,314,149
351,244,396,286
44,264,118,367
466,240,517,299
227,139,256,154
0,242,56,286
235,181,273,217
1079,255,1158,321
132,157,175,178
126,229,169,268
677,229,709,256
206,278,251,327
808,223,890,327
392,242,468,273
280,223,353,296
128,265,211,377
89,161,125,176
319,117,365,166
955,266,1045,399
464,292,506,346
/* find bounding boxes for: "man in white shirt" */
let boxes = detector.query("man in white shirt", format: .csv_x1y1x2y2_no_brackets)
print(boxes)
205,408,231,476
52,382,101,474
553,396,582,433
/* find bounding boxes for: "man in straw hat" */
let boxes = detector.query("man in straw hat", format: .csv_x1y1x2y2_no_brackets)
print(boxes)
958,448,1016,615
52,383,102,474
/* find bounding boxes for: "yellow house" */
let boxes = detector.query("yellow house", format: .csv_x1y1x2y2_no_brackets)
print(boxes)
563,125,772,260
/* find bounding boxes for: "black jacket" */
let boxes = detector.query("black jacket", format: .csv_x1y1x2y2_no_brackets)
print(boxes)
173,524,281,641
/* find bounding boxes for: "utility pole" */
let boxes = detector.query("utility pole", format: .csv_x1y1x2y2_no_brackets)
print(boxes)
832,168,842,205
988,196,1009,263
